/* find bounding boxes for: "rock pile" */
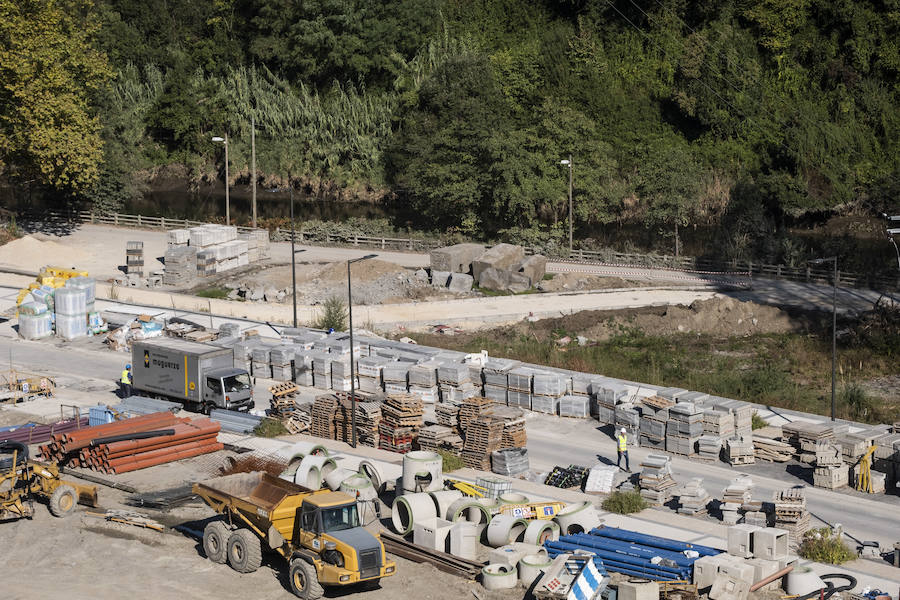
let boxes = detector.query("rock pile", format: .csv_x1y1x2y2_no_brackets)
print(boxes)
429,243,547,293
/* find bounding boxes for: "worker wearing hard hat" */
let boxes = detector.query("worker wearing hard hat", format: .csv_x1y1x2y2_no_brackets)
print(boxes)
120,364,133,399
617,427,631,472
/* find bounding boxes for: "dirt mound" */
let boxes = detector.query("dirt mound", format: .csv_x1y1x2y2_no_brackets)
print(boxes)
0,235,90,271
581,296,796,339
312,258,406,284
538,273,636,292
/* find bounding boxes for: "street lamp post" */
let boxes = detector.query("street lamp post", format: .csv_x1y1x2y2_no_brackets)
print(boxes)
290,174,297,328
560,156,573,256
809,256,838,421
348,254,378,448
211,135,229,225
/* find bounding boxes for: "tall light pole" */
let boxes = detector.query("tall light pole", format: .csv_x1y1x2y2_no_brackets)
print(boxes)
289,174,297,328
348,254,377,448
809,256,838,421
560,156,573,256
211,135,229,225
250,114,257,228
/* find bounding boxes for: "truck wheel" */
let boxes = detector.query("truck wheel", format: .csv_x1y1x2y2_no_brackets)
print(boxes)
227,528,262,573
48,485,77,517
289,559,324,599
203,520,230,563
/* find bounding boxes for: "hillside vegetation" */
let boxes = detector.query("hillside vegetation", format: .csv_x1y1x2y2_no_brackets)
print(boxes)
2,0,899,263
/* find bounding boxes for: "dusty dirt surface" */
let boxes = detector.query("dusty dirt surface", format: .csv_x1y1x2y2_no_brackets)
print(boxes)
537,273,641,292
0,234,92,273
0,451,520,600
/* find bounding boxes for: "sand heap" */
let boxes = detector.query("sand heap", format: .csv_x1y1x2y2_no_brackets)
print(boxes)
0,236,90,272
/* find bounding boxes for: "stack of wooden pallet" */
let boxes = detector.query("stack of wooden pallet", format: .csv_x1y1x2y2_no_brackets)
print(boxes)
417,424,463,453
311,394,338,439
268,382,309,434
334,394,381,447
458,396,493,432
435,403,460,429
480,404,528,449
774,487,810,547
461,415,504,470
379,393,423,454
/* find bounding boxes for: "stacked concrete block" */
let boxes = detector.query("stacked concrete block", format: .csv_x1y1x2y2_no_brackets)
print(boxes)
714,400,754,439
721,476,753,525
429,243,486,274
618,580,659,600
312,353,333,390
813,442,847,489
251,347,272,378
167,229,190,245
357,356,387,394
615,403,640,433
331,360,352,392
703,409,735,438
666,402,703,456
677,478,710,515
506,367,533,409
270,346,294,381
594,381,627,425
725,435,755,465
382,362,410,395
559,395,590,418
162,246,197,286
727,524,761,558
473,243,526,282
293,352,314,386
437,362,477,404
639,453,677,505
531,370,564,415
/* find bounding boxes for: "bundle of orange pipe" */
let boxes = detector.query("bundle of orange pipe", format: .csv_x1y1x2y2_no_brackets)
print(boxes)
39,412,222,474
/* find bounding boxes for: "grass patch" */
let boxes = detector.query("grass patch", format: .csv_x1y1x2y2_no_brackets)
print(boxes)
542,273,554,281
751,412,768,430
254,418,289,438
798,527,855,564
602,490,647,514
438,450,464,472
196,287,230,299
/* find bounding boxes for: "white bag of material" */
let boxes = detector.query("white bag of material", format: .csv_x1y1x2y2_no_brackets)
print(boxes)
54,288,87,316
56,313,88,340
19,312,53,339
66,276,96,305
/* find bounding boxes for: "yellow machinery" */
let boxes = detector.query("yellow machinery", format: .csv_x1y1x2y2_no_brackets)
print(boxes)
0,442,98,520
193,472,395,599
855,445,877,493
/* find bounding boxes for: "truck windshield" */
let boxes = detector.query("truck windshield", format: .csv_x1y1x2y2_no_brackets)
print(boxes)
222,374,251,393
320,504,360,533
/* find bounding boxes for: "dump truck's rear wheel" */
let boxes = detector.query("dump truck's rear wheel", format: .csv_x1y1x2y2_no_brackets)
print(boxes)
227,528,262,573
203,520,230,563
289,559,324,599
48,485,76,517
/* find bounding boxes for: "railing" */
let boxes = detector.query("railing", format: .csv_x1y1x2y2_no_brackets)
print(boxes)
22,209,900,292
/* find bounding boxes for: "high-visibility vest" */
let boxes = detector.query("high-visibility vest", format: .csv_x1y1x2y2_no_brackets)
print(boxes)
618,434,627,452
121,369,131,384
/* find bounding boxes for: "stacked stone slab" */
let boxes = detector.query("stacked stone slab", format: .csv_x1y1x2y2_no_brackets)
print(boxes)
703,410,735,439
639,454,677,506
506,367,533,409
677,478,711,515
408,360,439,404
531,370,564,414
666,402,702,456
357,356,387,394
640,395,673,449
437,362,478,404
270,346,294,381
721,476,753,525
162,246,197,286
725,435,755,465
593,381,627,425
482,358,517,405
813,442,847,489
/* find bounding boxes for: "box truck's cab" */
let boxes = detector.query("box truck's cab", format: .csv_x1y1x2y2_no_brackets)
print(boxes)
204,368,253,412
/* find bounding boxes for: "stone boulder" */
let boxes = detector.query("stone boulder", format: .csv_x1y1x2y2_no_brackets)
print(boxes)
473,244,526,282
431,270,451,287
514,254,548,286
448,272,474,293
430,243,486,274
478,267,510,292
507,272,531,293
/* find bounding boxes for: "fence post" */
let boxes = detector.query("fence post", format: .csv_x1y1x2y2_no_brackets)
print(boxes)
407,238,412,250
114,213,119,225
137,214,142,227
161,216,166,229
381,238,385,249
184,219,188,228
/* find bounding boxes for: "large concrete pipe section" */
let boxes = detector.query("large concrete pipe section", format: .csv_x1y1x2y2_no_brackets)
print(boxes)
278,442,330,480
447,498,492,526
429,490,463,519
498,492,529,505
554,501,601,535
402,451,443,493
325,467,356,491
523,520,560,545
391,492,437,536
481,564,518,591
294,455,337,489
486,514,529,547
357,459,384,490
518,553,553,587
341,474,379,524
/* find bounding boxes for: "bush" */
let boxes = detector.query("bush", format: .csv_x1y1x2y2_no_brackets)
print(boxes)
438,450,464,472
602,490,647,514
316,296,347,331
751,412,768,430
254,418,289,438
196,287,230,299
798,527,855,564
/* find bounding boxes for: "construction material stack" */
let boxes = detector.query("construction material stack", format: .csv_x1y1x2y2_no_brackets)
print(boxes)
676,478,711,515
435,403,460,429
481,358,517,405
331,359,352,392
721,475,753,524
125,240,144,278
638,454,676,506
813,442,847,489
752,430,794,462
238,229,269,262
506,367,533,409
782,421,834,460
408,361,439,404
461,415,504,470
594,382,627,425
491,448,529,476
639,395,671,449
459,395,493,432
357,356,387,394
379,393,423,453
532,370,565,415
268,382,308,434
417,424,463,453
269,346,294,381
54,286,88,340
382,362,409,395
773,487,809,547
311,394,338,440
666,402,702,456
162,246,197,286
189,225,248,275
725,436,755,465
437,362,478,405
334,393,381,447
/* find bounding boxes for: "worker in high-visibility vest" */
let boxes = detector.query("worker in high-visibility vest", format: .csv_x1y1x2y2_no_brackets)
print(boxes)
617,427,631,472
120,364,133,399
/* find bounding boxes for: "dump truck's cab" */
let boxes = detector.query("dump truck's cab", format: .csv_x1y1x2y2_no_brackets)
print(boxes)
293,492,395,587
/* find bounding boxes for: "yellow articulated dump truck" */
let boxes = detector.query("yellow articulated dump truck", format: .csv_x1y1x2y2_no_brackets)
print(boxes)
193,471,395,598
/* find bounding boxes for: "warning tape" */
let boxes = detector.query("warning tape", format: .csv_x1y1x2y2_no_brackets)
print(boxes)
553,258,751,277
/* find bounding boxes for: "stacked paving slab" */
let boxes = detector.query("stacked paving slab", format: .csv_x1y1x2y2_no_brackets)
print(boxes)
164,225,268,280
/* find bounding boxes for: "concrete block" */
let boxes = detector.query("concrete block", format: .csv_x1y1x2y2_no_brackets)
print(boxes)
413,518,453,552
514,254,548,286
753,527,789,560
719,559,755,586
727,524,761,558
778,555,799,570
473,243,526,282
449,522,478,560
618,580,659,600
478,267,510,291
710,575,750,600
507,271,531,293
430,243,486,274
693,554,734,588
448,272,474,293
488,542,542,568
747,558,782,591
431,270,451,288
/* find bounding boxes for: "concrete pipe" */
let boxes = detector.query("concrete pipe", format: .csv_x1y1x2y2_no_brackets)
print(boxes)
391,492,437,536
554,501,601,536
447,498,493,526
498,492,530,505
294,464,322,489
325,467,356,491
340,474,378,501
358,459,384,491
481,564,518,591
277,442,330,479
429,489,464,520
785,567,825,595
402,451,443,493
486,514,529,547
476,496,500,511
519,553,553,587
297,455,337,484
523,520,560,545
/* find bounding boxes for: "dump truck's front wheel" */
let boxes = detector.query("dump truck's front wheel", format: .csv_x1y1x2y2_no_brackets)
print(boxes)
203,520,230,563
48,485,76,517
227,528,262,573
289,559,324,599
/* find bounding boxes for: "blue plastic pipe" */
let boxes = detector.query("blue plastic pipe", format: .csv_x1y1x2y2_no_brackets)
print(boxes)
564,533,696,567
545,541,688,577
544,547,685,581
590,526,721,556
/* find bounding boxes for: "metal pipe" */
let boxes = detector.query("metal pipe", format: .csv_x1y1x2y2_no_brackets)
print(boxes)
749,565,793,592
